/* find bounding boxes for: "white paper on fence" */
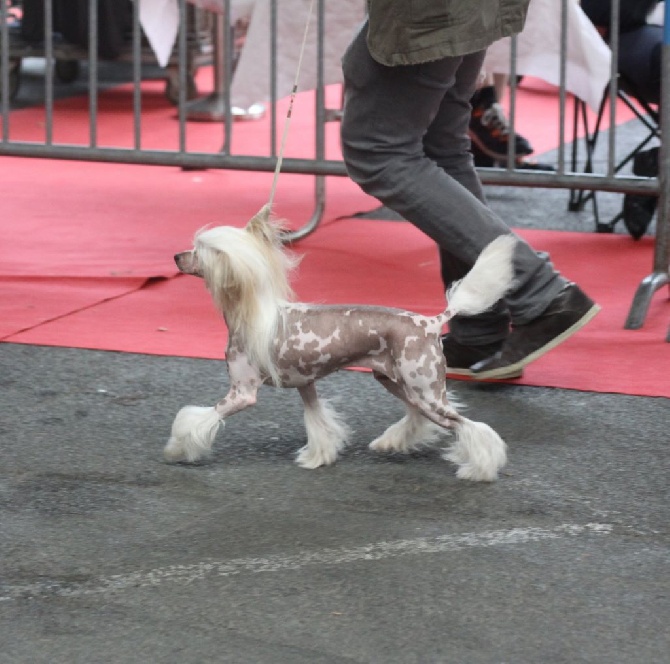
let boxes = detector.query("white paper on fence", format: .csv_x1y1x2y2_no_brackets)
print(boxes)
483,0,611,111
138,0,180,68
231,0,365,108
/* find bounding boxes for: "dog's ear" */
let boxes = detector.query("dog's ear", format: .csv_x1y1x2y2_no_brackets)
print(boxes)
246,204,280,245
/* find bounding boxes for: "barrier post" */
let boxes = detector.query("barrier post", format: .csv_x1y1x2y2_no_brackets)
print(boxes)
624,5,670,338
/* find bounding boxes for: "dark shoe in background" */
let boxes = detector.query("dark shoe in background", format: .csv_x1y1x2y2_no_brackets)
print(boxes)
469,86,534,160
622,146,659,240
622,195,657,240
632,146,659,178
442,334,523,379
471,142,556,172
470,283,600,380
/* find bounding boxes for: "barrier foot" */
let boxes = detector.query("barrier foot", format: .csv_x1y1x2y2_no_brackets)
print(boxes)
624,271,670,329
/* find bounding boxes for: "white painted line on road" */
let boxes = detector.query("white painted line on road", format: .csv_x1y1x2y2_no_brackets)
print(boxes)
1,522,611,602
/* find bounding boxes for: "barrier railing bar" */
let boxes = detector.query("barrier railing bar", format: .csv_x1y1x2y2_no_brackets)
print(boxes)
606,0,620,178
269,0,278,157
0,0,8,140
223,0,233,151
87,0,97,148
557,0,568,174
0,138,659,191
44,0,53,145
132,0,142,150
177,0,187,153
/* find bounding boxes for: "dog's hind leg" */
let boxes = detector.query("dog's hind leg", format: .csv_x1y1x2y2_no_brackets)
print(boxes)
441,415,507,482
384,366,506,481
295,382,351,469
409,395,507,482
369,374,443,453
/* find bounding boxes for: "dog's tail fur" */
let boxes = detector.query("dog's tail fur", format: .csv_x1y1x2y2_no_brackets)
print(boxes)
443,417,508,481
444,234,516,320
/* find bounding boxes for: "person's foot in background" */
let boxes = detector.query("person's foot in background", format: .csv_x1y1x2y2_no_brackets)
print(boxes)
469,85,534,161
622,146,658,240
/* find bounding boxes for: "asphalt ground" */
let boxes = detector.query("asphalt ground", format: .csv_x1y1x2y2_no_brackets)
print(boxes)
1,336,669,664
2,58,668,664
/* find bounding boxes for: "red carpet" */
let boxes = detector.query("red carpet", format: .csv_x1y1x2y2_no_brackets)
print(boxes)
1,78,667,397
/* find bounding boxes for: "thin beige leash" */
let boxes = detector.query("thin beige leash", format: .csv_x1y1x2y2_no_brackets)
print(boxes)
266,0,316,212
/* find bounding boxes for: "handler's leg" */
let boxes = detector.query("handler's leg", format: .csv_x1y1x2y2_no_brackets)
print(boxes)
341,23,597,378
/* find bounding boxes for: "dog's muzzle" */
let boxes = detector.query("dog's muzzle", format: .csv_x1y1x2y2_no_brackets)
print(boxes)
174,250,203,277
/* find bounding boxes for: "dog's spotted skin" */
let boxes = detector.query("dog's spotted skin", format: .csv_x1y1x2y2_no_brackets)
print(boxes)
276,305,446,388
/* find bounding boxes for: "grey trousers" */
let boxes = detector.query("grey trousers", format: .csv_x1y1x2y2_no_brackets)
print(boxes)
340,22,566,345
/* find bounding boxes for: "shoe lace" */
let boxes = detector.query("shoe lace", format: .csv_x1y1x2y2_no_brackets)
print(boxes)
479,103,511,139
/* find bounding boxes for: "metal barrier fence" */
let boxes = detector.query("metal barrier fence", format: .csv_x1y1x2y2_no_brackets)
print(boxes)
1,0,668,339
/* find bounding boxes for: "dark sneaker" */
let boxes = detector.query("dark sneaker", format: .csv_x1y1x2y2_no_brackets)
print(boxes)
470,283,600,380
442,334,523,379
469,86,534,160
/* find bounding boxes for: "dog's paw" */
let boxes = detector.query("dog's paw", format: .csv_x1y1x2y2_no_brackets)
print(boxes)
163,436,187,462
369,432,420,454
454,463,498,482
369,435,404,453
295,444,337,469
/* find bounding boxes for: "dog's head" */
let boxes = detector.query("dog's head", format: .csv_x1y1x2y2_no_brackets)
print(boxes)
174,205,300,314
174,205,283,277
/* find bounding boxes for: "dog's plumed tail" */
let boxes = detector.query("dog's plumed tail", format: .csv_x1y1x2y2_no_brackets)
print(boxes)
445,234,516,319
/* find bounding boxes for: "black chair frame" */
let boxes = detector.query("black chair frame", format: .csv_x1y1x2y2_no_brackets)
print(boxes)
568,74,660,233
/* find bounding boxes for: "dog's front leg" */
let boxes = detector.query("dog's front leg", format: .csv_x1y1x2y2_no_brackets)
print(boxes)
163,385,257,463
164,354,261,463
295,382,351,469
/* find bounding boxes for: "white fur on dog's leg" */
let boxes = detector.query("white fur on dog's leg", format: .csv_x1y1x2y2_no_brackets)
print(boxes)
442,417,507,482
296,399,351,469
370,406,443,453
164,406,223,463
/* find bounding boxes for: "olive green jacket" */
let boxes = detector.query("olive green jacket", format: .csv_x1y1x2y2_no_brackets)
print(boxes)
366,0,531,66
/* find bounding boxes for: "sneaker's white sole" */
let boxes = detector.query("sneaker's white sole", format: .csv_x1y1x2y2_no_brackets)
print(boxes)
471,303,601,380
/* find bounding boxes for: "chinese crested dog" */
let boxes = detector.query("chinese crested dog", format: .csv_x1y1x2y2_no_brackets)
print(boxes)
165,205,516,481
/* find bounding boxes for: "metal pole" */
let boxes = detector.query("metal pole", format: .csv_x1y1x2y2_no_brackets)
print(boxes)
0,0,9,138
624,5,670,335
